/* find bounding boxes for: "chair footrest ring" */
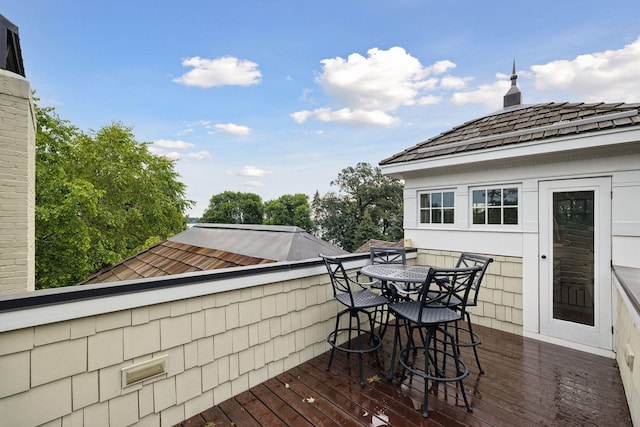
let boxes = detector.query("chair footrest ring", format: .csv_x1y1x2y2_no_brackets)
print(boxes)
399,346,469,382
327,328,381,354
455,326,482,347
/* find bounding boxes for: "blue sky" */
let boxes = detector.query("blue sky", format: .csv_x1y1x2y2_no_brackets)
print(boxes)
3,1,640,217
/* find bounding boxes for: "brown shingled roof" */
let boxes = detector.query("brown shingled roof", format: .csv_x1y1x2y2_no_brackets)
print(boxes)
380,102,640,165
353,239,404,254
79,240,275,285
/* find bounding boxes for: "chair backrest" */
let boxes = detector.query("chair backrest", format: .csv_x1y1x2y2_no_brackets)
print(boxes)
454,253,494,305
370,247,406,265
417,266,481,325
319,254,355,302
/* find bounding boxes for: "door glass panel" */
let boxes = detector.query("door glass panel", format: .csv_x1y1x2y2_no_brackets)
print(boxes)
552,191,595,326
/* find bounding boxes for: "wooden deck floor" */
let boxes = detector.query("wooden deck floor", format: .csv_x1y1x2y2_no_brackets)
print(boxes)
176,325,632,426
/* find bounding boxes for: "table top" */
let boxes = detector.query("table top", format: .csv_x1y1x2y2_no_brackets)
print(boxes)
360,264,432,284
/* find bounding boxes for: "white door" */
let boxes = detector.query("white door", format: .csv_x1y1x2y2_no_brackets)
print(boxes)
539,177,612,350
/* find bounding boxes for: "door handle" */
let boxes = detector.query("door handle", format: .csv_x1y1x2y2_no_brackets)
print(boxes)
541,255,547,259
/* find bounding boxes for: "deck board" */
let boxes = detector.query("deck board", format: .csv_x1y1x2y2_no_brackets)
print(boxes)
175,325,632,426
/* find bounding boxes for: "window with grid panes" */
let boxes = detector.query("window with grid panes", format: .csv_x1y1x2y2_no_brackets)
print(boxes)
419,191,455,224
471,186,519,225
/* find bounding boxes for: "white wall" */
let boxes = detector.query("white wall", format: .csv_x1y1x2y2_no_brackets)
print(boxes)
399,147,640,347
403,153,640,259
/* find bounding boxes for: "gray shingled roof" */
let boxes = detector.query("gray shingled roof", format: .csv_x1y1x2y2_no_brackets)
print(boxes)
380,102,640,165
169,223,347,262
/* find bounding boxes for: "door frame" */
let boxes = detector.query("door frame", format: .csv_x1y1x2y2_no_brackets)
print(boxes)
538,177,612,351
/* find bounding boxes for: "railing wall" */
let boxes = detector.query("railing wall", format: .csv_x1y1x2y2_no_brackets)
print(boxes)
0,259,355,426
0,251,536,426
613,266,640,426
417,249,524,335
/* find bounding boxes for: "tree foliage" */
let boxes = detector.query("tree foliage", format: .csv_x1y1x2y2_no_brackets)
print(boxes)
200,191,315,233
313,162,403,251
263,194,314,232
35,102,192,289
200,191,264,224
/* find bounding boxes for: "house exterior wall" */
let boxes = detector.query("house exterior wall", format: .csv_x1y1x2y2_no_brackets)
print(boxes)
400,150,640,344
0,264,365,427
0,69,35,294
417,249,523,335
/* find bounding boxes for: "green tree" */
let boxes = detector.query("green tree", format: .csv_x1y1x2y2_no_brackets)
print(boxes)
314,162,403,251
263,194,314,232
35,103,191,289
201,191,263,224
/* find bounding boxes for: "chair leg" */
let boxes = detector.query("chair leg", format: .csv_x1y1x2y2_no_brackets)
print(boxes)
466,312,484,374
365,311,382,369
378,305,391,340
449,329,473,413
422,327,435,417
327,308,348,372
387,318,401,381
356,311,365,386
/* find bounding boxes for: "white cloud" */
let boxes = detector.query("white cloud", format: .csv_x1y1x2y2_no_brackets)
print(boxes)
417,95,441,105
531,36,640,102
290,110,313,124
440,75,472,90
311,107,399,126
162,151,182,160
176,128,194,135
152,139,195,150
317,46,434,111
426,60,457,75
149,139,210,160
173,56,262,88
451,80,510,109
184,151,213,160
178,120,214,136
240,165,271,177
451,37,640,107
291,46,468,126
214,123,252,136
299,88,315,104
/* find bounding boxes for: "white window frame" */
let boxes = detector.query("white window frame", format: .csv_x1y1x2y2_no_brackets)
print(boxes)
469,184,522,229
418,189,456,227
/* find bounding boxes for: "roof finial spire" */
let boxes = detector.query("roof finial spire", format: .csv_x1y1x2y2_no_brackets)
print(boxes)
503,59,522,108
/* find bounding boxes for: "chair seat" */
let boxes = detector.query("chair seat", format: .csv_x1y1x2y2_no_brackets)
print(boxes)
336,289,389,309
389,301,461,324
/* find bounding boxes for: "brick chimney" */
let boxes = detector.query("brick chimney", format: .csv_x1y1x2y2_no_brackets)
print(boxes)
0,14,35,294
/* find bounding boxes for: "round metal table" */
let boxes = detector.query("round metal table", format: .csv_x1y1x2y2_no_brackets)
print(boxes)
360,264,431,295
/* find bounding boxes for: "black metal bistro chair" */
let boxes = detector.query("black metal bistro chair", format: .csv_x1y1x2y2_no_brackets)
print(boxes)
387,266,480,417
321,254,389,386
366,247,408,337
452,253,493,374
370,246,407,265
